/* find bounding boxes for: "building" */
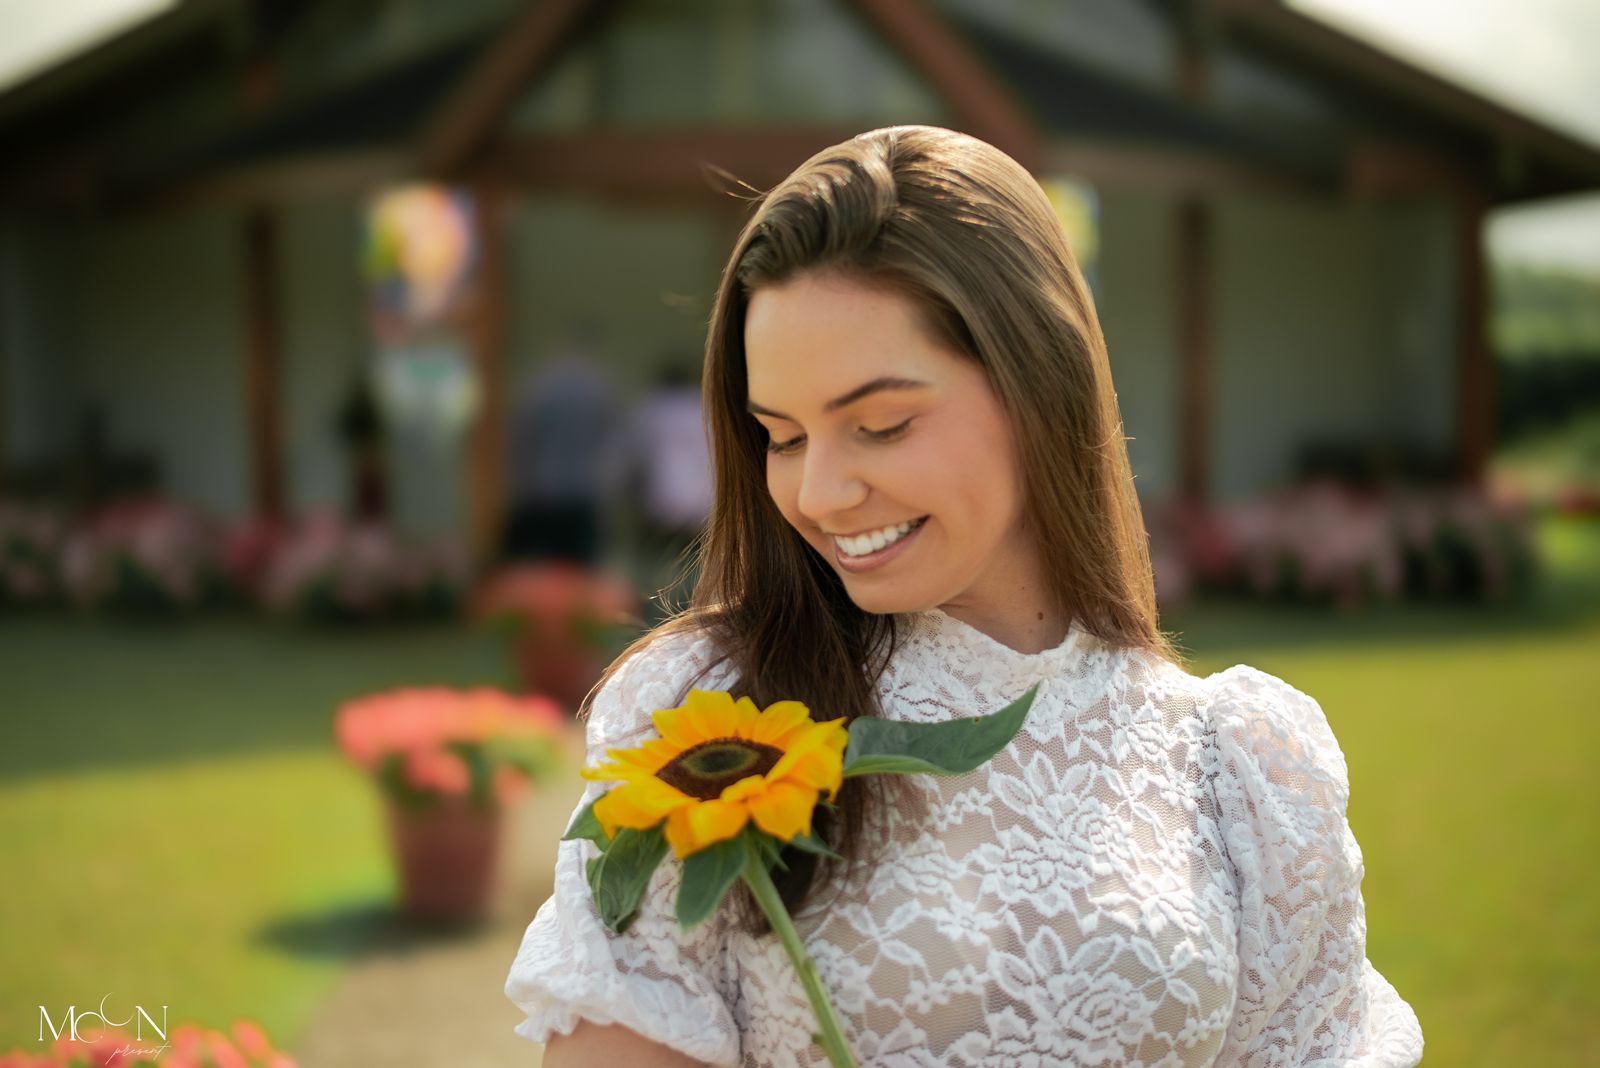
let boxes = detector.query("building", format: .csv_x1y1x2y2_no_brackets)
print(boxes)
3,0,1597,558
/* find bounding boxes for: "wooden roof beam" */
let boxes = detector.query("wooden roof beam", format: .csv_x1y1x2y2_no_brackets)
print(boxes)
1041,139,1327,197
497,127,867,200
846,0,1040,169
417,0,600,179
1204,0,1600,191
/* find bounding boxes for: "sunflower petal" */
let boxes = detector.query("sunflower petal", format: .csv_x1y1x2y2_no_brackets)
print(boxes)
685,799,750,854
764,725,851,799
720,774,769,804
775,747,845,800
581,756,655,784
606,741,678,776
746,700,814,747
651,704,704,748
748,781,819,842
592,778,693,838
818,719,850,754
686,689,743,742
766,722,847,787
664,808,698,858
638,737,684,769
731,696,764,738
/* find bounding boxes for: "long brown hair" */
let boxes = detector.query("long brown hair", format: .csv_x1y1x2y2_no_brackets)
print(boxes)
584,124,1175,929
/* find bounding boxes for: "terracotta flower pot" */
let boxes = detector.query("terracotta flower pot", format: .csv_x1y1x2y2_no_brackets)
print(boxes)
385,793,504,923
515,636,606,712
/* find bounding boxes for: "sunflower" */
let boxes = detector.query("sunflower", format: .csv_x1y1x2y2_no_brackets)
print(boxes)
583,689,849,858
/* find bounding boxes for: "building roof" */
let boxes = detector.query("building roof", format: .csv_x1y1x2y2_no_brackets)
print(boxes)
1,0,1596,209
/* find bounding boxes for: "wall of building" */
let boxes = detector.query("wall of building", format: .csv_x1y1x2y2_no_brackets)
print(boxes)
0,208,254,515
1373,197,1459,459
1212,191,1385,499
71,208,252,515
1210,191,1460,499
506,192,728,390
1,180,1465,531
1096,190,1182,500
0,214,76,470
278,197,366,518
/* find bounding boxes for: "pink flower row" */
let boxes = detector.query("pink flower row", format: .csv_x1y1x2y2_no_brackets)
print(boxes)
0,497,467,618
0,1018,291,1067
1147,480,1538,609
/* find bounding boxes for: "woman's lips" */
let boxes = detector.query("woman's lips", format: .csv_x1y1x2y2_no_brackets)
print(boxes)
831,516,928,573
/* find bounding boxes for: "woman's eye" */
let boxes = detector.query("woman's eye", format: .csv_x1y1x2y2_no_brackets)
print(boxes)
864,418,913,442
764,419,912,456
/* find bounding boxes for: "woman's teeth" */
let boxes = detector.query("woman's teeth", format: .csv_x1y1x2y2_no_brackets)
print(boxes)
834,519,922,558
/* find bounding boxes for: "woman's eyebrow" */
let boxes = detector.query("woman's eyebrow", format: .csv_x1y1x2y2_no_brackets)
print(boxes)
747,376,930,420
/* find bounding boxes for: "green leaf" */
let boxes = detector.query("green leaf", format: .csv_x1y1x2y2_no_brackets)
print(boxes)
562,795,610,846
449,740,494,808
587,824,669,934
842,682,1039,778
786,828,843,860
675,837,747,929
751,832,789,873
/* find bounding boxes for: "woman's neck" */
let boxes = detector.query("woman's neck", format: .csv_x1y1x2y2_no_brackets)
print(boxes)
934,599,1071,656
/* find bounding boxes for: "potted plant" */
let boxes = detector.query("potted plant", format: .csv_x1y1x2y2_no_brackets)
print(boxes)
335,687,567,923
472,561,641,713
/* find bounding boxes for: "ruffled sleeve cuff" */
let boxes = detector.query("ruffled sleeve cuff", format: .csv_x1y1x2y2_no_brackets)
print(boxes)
504,817,741,1065
503,628,742,1065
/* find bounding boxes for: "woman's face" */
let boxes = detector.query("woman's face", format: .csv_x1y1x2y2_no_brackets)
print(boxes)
744,271,1039,620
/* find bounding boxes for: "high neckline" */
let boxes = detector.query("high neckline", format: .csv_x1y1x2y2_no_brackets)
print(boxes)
899,605,1094,680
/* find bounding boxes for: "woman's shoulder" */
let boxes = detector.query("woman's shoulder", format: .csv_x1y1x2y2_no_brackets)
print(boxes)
586,622,735,752
1197,663,1351,818
607,621,728,691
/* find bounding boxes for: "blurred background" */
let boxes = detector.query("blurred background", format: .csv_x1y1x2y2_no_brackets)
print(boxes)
1,0,1596,1065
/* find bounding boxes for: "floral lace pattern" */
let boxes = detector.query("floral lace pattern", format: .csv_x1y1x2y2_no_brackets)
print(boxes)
505,609,1423,1067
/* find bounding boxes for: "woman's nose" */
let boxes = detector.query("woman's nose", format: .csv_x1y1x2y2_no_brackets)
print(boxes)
795,440,867,523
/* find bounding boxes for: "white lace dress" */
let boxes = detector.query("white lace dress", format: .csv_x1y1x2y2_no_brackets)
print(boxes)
504,607,1424,1067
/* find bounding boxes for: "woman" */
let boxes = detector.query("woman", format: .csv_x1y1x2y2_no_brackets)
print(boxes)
506,125,1424,1067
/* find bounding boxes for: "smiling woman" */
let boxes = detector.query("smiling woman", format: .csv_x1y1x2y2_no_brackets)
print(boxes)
507,125,1424,1067
745,276,1044,629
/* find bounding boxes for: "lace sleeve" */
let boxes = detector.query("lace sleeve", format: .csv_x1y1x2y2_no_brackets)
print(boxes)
503,628,742,1066
1205,666,1423,1068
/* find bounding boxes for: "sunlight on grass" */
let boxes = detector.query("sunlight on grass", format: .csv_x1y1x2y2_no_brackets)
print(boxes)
0,750,391,1050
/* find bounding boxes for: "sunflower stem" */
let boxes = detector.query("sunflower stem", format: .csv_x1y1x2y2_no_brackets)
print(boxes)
741,840,858,1068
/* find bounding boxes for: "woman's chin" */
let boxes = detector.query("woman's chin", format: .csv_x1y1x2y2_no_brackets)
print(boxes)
840,579,927,617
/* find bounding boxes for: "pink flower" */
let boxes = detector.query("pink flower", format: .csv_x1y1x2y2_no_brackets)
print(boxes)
335,687,568,805
404,747,470,795
228,1021,273,1061
494,764,529,806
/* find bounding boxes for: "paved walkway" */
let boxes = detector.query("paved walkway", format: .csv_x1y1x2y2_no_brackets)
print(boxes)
292,771,588,1068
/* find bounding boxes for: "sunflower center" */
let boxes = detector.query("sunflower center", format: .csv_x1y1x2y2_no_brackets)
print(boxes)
655,738,784,800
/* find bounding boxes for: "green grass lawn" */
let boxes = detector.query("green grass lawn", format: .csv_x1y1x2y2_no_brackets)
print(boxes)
0,619,515,1054
2,519,1598,1064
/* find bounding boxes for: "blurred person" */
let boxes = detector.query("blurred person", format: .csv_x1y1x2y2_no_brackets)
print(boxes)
508,126,1423,1067
623,360,714,621
337,367,389,521
503,326,623,567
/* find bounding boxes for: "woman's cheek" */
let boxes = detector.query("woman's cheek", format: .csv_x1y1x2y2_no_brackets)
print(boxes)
889,443,943,503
